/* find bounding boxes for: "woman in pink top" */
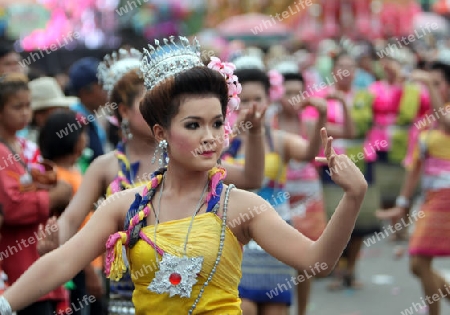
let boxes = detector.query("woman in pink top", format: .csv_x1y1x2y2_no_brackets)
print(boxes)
365,51,441,243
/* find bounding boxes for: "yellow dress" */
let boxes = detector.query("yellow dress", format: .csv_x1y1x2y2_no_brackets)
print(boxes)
129,213,242,314
105,168,243,314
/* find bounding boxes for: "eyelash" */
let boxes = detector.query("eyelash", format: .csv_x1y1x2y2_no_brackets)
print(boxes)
185,120,223,130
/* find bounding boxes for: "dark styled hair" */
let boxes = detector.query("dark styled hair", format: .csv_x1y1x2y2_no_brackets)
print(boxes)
282,72,304,83
0,73,29,111
429,61,450,85
39,109,86,161
233,68,270,95
140,66,228,130
110,70,144,123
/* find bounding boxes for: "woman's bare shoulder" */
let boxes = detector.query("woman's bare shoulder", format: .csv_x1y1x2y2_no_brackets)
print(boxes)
97,184,147,211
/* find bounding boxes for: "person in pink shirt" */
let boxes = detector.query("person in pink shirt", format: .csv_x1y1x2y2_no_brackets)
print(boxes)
362,49,441,243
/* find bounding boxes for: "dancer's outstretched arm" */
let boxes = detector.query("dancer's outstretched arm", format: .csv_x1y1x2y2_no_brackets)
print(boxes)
2,185,138,312
228,128,367,274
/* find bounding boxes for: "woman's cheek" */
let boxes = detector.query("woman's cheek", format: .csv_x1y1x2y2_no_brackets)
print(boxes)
169,131,198,154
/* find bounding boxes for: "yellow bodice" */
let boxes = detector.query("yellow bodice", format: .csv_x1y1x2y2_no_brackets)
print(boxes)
127,212,243,315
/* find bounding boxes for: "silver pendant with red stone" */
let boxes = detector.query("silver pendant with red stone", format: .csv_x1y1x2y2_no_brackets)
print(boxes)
148,253,204,298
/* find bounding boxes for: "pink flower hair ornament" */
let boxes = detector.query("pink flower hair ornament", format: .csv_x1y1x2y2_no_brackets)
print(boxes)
268,69,285,102
207,56,242,147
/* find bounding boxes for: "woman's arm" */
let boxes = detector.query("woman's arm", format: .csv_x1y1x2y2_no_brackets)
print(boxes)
2,186,137,312
376,159,423,221
222,103,266,189
232,128,367,274
57,154,111,245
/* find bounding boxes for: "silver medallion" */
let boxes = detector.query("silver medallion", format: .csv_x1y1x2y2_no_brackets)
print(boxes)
148,253,203,298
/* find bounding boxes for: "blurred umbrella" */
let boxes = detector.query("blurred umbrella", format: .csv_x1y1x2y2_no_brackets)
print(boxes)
216,13,291,46
413,12,449,34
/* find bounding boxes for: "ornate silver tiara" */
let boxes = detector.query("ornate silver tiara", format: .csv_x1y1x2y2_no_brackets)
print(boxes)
97,48,142,96
140,36,204,91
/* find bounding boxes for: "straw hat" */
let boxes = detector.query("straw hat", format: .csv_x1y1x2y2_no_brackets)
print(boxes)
29,77,78,111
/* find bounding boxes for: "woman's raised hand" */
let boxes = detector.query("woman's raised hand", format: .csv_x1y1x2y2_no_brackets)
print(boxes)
37,216,59,256
315,128,367,197
234,102,267,132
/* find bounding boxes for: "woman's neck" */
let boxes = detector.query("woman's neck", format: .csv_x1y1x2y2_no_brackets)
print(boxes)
53,156,77,169
278,108,299,123
386,75,400,86
335,83,352,93
163,161,210,197
0,126,17,144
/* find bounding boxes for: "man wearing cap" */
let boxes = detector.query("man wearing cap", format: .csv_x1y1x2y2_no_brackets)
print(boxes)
68,57,108,165
24,77,78,143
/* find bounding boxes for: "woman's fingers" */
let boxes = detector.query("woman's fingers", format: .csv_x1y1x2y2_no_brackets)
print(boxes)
315,157,328,164
321,128,337,159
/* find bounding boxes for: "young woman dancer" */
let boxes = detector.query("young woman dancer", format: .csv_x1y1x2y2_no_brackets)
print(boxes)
37,48,266,314
268,59,327,315
221,55,326,315
378,62,450,315
0,37,367,315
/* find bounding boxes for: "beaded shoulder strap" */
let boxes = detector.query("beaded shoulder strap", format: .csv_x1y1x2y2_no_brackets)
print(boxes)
187,183,234,315
115,142,140,191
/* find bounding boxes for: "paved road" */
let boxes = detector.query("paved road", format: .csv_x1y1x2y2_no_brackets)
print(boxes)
288,231,450,315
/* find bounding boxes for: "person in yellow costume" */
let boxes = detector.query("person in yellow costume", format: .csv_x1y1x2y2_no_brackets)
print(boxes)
0,37,367,315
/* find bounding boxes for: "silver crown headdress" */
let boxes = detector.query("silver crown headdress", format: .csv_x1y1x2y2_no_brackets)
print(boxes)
140,36,204,91
97,48,142,96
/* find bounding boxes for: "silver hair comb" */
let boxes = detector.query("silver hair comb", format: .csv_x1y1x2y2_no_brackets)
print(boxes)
140,36,203,91
97,48,142,96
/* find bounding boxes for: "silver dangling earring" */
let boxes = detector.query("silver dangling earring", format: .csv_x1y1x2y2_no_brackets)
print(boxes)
121,119,133,141
151,139,169,167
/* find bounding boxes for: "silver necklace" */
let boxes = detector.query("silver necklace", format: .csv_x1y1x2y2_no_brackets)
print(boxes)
147,175,209,298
